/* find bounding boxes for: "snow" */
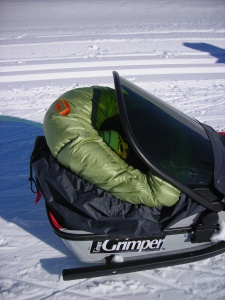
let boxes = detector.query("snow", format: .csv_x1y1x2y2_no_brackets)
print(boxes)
0,0,225,299
212,221,225,242
111,255,125,264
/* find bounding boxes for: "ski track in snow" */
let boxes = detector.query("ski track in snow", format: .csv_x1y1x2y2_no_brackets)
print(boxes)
0,0,225,299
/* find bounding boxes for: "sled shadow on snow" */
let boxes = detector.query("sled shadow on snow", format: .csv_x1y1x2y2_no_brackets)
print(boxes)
183,42,225,63
0,116,85,276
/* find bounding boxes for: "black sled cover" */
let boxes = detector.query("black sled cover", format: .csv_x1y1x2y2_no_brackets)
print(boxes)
30,136,206,237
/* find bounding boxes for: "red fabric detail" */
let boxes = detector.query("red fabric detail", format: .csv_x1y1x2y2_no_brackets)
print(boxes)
55,100,61,111
35,190,41,204
219,132,225,136
49,212,63,230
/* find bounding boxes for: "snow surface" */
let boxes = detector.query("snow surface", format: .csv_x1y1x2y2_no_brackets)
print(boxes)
212,221,225,242
0,0,225,299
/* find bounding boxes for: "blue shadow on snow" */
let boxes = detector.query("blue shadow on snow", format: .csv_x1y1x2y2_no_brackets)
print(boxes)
0,116,84,277
183,42,225,63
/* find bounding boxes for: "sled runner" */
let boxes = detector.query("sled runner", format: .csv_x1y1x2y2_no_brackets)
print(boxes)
30,72,225,280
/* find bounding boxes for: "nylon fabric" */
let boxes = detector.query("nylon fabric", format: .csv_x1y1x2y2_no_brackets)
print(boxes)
30,137,205,237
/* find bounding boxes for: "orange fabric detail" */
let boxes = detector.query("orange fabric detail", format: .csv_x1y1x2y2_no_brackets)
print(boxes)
55,101,61,111
55,99,70,116
60,99,70,116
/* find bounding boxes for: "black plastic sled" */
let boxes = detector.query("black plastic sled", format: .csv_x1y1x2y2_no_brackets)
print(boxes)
30,72,225,280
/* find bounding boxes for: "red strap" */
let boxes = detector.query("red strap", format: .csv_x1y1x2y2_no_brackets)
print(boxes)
35,190,42,204
49,212,63,230
219,132,225,136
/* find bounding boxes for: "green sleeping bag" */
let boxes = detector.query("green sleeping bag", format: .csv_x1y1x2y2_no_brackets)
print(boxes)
43,86,180,208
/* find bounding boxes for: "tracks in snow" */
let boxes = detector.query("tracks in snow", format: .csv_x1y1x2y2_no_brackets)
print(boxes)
1,65,224,83
0,29,225,87
0,56,224,87
0,31,224,130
